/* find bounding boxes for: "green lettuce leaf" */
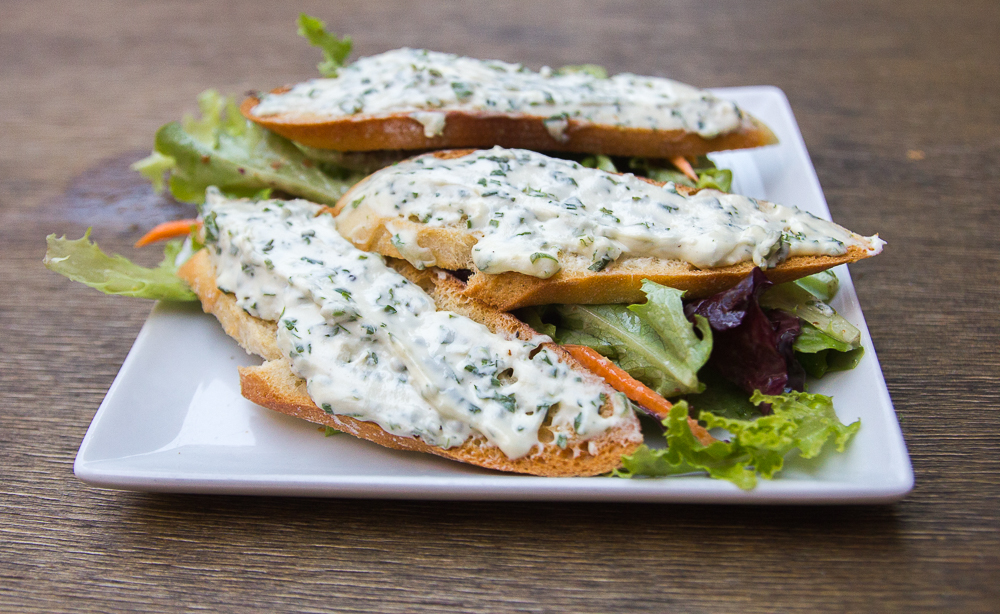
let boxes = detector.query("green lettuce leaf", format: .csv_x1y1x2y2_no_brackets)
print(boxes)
297,13,352,77
554,64,608,79
760,275,865,377
761,280,861,348
628,280,713,389
616,391,860,489
794,322,865,378
631,156,733,193
679,367,759,420
547,281,711,397
43,230,196,301
132,90,364,205
131,151,176,193
645,167,733,193
793,270,839,302
579,154,618,172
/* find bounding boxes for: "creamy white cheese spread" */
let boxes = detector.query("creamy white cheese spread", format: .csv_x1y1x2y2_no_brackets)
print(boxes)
203,189,629,458
337,148,885,278
251,48,745,139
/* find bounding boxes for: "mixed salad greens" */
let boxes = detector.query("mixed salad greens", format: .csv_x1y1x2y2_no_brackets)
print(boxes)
44,14,867,489
520,270,864,489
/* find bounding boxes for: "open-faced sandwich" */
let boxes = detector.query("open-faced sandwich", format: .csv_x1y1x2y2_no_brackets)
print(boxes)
176,189,642,477
331,147,882,310
242,46,777,162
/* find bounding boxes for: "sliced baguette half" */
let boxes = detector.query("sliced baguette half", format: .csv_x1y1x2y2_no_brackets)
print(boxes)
331,150,883,311
177,249,643,477
242,93,778,159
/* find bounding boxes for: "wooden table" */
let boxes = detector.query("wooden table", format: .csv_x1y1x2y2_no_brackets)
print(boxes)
3,1,998,611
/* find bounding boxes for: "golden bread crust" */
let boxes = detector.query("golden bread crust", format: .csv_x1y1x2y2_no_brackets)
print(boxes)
177,251,281,360
241,95,778,158
460,246,874,311
179,250,643,477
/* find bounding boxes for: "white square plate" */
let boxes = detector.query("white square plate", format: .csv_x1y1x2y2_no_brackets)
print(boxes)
74,86,913,502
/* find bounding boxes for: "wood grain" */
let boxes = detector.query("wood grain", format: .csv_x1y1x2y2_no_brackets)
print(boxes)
2,0,999,612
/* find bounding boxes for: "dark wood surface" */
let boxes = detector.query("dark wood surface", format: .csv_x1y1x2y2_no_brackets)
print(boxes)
2,1,998,611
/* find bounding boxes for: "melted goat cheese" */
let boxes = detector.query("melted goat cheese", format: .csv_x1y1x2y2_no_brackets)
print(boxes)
203,189,628,458
252,48,745,139
337,148,885,278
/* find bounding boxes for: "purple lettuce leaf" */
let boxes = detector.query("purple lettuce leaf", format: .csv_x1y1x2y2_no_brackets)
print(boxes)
685,268,804,410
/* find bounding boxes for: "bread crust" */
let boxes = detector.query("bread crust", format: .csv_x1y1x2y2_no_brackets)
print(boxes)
177,250,643,477
331,151,880,310
458,246,874,311
241,95,778,158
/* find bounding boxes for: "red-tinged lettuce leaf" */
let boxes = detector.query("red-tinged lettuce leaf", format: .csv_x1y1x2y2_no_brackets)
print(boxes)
685,268,805,403
615,391,860,489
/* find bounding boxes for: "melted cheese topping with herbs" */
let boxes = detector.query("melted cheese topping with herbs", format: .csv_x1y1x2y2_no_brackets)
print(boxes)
203,189,628,458
338,148,885,278
252,48,745,139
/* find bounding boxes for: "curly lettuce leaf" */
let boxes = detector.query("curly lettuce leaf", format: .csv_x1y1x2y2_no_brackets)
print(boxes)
615,401,760,489
616,391,860,489
132,90,364,205
297,13,352,77
44,230,196,301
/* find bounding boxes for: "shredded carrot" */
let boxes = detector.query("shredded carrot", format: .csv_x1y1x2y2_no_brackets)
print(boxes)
134,219,201,248
669,155,699,182
685,414,715,447
562,344,715,446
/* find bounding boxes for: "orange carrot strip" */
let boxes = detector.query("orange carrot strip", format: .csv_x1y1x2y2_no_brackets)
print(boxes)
562,344,715,446
134,219,201,248
669,155,699,182
685,415,716,447
562,344,673,418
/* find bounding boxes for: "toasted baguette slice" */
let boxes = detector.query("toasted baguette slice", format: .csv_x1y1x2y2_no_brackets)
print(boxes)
241,47,777,157
331,150,883,311
177,249,643,477
243,93,777,159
